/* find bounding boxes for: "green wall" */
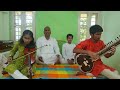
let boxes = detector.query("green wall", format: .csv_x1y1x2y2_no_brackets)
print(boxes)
0,11,9,40
101,11,120,72
36,11,78,44
0,12,3,39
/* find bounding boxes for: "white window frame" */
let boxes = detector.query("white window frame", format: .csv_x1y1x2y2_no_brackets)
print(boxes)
77,11,102,43
10,11,36,41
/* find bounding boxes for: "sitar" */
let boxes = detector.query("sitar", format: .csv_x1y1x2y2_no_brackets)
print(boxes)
75,35,120,73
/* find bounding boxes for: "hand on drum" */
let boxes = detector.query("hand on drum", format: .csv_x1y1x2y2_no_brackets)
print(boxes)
67,59,74,65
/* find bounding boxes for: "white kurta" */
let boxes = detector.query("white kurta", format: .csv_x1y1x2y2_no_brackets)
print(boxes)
36,36,61,64
62,43,76,63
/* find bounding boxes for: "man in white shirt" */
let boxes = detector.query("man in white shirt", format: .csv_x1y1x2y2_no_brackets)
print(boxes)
36,26,61,65
62,34,76,64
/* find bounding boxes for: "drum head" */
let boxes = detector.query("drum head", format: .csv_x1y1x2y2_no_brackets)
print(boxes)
75,54,94,73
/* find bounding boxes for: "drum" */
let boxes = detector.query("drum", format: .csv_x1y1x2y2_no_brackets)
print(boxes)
75,54,94,73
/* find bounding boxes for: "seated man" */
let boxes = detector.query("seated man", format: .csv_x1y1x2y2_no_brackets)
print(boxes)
73,24,120,79
36,26,62,65
62,34,76,64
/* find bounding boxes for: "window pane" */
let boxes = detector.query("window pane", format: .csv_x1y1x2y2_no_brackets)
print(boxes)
19,32,21,35
80,25,87,29
26,20,32,24
15,28,18,32
16,32,19,35
79,13,87,41
80,28,87,41
26,27,32,30
91,14,97,25
91,22,95,26
18,32,20,35
80,14,87,18
80,22,83,25
15,27,21,31
26,15,32,19
79,12,99,42
26,12,32,16
26,23,32,26
19,35,21,39
15,11,21,15
19,28,21,32
15,19,21,25
16,36,19,40
15,26,21,31
15,15,21,20
91,15,96,18
91,18,95,22
80,18,87,21
14,11,34,41
80,22,87,25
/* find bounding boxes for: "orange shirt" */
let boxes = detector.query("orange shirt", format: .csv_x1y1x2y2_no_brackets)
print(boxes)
75,38,105,54
75,38,115,76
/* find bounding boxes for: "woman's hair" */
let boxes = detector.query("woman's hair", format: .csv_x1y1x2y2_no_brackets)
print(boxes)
19,30,36,48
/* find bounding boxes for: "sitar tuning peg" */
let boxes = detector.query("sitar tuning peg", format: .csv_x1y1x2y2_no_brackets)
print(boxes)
111,41,113,43
106,42,109,45
110,41,112,43
107,42,110,46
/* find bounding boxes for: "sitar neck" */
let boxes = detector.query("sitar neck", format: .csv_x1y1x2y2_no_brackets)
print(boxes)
97,36,120,56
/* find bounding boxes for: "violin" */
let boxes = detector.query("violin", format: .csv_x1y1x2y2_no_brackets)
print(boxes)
24,47,36,65
23,44,36,79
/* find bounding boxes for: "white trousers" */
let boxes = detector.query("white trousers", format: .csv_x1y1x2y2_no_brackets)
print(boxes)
86,69,120,79
101,69,120,79
37,54,64,65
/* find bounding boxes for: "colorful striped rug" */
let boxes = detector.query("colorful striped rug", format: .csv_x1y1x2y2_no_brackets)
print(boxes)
1,64,94,79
